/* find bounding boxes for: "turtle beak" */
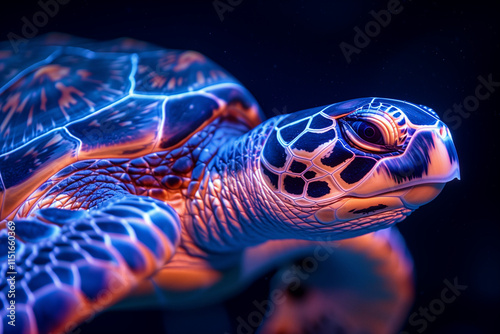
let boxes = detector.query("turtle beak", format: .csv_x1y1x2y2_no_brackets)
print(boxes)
351,121,460,208
394,121,461,183
399,122,460,208
392,121,460,182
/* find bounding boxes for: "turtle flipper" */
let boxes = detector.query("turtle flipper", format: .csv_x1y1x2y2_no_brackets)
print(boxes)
0,196,181,334
257,228,414,334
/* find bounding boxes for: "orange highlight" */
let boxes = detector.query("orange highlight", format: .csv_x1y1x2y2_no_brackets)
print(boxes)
173,51,206,72
55,82,85,120
34,64,70,82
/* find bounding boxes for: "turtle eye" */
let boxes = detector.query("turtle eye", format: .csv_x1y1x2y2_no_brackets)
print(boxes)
341,113,399,153
350,120,384,145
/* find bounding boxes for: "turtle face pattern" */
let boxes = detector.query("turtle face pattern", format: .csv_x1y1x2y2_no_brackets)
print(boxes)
260,97,459,226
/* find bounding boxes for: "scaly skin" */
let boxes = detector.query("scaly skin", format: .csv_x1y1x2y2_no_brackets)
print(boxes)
0,196,181,334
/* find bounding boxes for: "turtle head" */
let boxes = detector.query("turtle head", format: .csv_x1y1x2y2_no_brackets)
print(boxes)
259,97,460,239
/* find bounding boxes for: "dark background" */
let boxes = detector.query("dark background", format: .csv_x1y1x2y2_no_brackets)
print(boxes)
1,0,499,333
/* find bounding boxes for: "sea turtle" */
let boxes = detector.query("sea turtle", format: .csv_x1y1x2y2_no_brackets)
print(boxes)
0,33,459,334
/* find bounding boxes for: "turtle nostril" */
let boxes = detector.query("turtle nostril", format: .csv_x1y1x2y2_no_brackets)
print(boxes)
437,122,450,139
439,126,446,138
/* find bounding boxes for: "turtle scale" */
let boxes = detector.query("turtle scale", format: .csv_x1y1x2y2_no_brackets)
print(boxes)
0,33,263,220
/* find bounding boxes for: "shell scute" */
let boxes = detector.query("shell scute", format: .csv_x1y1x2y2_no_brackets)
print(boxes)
0,128,79,217
67,97,163,159
0,47,134,155
134,50,235,95
159,93,221,149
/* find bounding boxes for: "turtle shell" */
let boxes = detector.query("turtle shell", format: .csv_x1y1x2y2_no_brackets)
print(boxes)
0,33,263,219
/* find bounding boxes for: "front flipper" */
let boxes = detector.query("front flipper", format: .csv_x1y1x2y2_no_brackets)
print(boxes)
257,227,414,334
0,196,181,334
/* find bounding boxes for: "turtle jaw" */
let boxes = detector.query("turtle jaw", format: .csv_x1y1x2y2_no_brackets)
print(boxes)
313,181,444,217
399,182,446,209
